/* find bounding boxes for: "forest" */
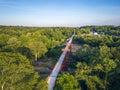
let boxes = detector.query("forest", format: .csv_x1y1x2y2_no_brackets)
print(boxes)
55,26,120,90
0,25,120,90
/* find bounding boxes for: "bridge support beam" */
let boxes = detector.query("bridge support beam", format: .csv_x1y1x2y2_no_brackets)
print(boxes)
47,33,75,90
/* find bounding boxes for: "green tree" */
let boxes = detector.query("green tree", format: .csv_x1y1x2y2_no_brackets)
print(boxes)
94,58,117,90
1,37,21,53
36,80,48,90
99,45,112,59
73,45,99,64
0,52,39,90
75,62,105,90
26,40,47,61
55,73,80,90
0,34,10,48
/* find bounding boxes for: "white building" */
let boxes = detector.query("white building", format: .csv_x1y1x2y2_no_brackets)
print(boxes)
91,31,98,35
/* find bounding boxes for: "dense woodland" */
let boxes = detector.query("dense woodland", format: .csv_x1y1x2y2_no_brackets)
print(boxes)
0,25,120,90
55,26,120,90
0,26,74,90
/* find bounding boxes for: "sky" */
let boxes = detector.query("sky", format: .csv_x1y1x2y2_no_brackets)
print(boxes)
0,0,120,27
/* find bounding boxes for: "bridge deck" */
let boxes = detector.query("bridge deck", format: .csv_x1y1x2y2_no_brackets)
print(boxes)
47,33,74,90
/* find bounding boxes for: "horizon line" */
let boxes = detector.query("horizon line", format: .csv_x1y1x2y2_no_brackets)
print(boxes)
0,24,120,28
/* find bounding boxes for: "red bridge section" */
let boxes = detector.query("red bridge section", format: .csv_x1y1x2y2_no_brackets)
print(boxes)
47,33,75,90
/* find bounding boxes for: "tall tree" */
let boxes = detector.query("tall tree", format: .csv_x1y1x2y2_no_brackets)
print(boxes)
26,40,47,61
55,73,80,90
75,62,105,90
0,52,39,90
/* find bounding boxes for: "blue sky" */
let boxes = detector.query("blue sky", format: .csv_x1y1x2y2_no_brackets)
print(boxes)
0,0,120,27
